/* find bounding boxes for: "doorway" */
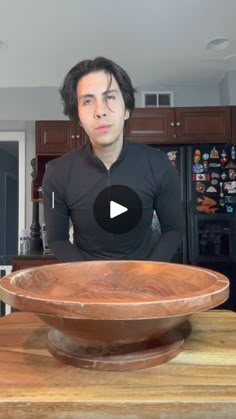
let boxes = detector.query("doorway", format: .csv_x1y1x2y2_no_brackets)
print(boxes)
0,132,25,265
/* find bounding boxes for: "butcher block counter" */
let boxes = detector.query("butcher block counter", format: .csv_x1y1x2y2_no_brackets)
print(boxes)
0,310,236,419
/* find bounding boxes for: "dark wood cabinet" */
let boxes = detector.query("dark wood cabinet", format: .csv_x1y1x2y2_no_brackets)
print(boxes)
174,107,231,144
32,107,233,201
32,155,59,201
36,121,85,154
125,108,175,144
32,121,87,201
126,107,231,144
231,106,236,144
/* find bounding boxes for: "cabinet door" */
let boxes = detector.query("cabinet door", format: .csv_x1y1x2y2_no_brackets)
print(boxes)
175,107,231,143
125,108,175,144
231,106,236,144
36,121,77,154
73,123,86,149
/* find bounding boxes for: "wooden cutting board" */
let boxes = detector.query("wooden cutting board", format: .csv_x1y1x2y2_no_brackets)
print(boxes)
0,310,236,418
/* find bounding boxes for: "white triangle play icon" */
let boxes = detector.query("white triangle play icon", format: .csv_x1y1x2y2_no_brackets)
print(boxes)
110,200,128,219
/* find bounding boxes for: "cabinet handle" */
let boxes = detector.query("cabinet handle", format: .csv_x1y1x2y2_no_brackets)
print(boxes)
76,134,80,139
71,135,75,139
43,132,47,145
170,122,175,127
176,121,180,126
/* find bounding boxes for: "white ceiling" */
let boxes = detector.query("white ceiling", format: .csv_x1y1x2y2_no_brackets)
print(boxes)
1,0,236,88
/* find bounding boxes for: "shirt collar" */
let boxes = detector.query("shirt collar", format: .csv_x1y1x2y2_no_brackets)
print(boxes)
84,139,128,170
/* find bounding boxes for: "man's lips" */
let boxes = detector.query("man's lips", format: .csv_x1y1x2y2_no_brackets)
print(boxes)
95,125,112,132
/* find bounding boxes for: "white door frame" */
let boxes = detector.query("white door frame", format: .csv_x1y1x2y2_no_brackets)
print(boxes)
0,132,25,252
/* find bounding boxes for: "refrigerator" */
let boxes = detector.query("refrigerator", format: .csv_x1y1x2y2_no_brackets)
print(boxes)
152,143,236,310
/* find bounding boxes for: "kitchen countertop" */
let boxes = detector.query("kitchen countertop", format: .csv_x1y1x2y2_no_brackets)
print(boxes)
13,253,56,259
0,310,236,418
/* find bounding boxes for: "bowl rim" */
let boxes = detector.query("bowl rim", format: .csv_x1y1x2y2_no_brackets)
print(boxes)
0,261,230,320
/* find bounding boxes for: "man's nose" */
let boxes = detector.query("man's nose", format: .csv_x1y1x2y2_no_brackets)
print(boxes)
94,99,107,118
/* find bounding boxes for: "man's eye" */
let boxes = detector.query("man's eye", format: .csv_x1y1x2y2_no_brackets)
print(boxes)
83,99,92,105
107,95,116,100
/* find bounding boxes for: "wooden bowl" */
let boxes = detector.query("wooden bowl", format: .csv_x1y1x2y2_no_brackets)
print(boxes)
0,261,229,371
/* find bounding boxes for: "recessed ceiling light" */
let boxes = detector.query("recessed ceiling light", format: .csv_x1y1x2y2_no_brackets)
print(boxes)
0,40,8,49
206,37,230,51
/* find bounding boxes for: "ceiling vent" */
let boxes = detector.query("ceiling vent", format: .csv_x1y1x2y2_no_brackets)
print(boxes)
141,91,174,108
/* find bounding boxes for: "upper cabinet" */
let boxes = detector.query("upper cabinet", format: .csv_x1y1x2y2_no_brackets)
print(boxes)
37,108,232,154
36,121,85,154
126,107,232,144
174,107,231,144
125,108,175,144
32,107,234,201
32,121,86,201
231,106,236,144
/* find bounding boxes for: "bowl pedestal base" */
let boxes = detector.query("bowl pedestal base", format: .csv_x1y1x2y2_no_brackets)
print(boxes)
47,323,190,371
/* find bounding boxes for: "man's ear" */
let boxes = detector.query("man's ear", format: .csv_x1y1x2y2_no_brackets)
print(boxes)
124,110,130,120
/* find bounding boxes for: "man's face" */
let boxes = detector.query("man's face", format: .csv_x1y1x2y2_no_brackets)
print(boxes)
77,71,129,148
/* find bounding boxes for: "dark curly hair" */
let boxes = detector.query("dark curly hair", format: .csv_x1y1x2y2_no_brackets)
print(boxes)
59,56,136,121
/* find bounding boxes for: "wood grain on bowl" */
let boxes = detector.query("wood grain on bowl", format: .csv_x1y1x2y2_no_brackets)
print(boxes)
0,261,229,370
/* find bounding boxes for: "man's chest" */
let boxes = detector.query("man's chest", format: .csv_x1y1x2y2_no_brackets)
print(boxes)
64,168,157,211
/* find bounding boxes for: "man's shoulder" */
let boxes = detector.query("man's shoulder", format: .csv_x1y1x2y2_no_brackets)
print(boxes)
126,140,149,152
48,145,85,169
126,140,168,162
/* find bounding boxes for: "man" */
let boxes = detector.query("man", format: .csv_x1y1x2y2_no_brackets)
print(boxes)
42,57,184,262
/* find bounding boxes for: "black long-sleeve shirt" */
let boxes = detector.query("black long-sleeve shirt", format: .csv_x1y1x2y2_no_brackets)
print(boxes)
42,140,184,262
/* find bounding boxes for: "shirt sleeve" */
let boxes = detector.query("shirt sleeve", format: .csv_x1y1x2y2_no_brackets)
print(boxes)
42,161,86,262
148,153,185,262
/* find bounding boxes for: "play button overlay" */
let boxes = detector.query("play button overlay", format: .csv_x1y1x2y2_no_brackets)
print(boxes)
110,201,128,219
93,185,143,234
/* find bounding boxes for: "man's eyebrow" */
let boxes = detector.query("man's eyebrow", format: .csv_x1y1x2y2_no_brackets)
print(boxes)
102,89,118,95
78,89,119,102
79,89,118,99
78,93,94,101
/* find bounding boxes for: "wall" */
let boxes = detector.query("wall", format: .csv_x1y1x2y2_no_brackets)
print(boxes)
218,71,236,105
135,84,219,107
228,71,236,105
0,84,220,121
0,87,66,120
219,73,229,105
